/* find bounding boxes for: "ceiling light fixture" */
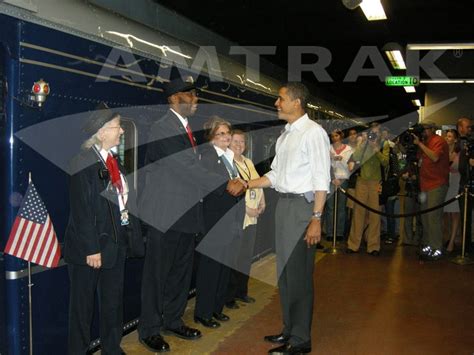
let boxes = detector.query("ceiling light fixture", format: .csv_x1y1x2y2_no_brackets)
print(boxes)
412,99,421,107
360,0,387,21
404,86,416,93
385,50,406,69
407,43,474,50
420,79,466,84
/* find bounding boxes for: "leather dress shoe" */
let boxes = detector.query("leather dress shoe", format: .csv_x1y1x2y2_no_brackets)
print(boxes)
213,312,230,321
225,300,240,309
194,316,221,328
369,250,380,256
235,295,255,303
345,248,358,254
264,333,290,344
162,325,201,340
139,334,170,352
268,343,311,354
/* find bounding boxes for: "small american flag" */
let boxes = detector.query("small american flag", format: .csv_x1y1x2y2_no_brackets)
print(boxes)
4,182,60,268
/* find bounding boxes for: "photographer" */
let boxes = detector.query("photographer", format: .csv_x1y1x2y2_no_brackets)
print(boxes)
347,123,389,256
413,121,449,260
457,117,473,254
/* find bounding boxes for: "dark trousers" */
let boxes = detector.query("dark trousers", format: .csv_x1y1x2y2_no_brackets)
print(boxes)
67,246,127,355
458,191,473,253
275,196,315,347
194,252,231,319
226,224,257,301
138,229,195,338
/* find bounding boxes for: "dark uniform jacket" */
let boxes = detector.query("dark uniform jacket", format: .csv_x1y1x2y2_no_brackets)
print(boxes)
139,110,226,234
64,148,144,268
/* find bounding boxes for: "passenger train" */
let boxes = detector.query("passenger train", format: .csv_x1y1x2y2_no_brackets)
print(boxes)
0,1,357,353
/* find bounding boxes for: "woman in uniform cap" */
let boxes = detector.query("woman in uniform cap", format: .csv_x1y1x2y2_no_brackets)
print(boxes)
64,103,144,355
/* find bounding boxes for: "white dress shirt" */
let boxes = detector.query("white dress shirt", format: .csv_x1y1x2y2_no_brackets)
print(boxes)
265,114,331,193
213,145,237,178
330,144,353,180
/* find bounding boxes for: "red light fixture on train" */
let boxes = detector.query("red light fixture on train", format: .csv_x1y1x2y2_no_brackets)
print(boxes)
30,79,50,107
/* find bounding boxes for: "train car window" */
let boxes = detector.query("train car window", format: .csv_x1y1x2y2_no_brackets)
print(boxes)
116,118,137,190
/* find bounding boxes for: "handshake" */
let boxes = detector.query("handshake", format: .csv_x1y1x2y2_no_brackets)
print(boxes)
226,178,248,197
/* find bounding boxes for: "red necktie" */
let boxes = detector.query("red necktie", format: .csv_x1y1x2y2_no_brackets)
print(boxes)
106,154,123,193
185,124,197,149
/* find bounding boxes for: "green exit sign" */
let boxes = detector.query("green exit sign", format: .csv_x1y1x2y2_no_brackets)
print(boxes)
385,76,419,86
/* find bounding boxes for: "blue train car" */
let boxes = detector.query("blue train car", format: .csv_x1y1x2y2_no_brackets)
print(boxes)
0,1,355,354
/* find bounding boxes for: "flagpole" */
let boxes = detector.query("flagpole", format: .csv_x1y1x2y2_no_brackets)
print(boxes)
27,172,33,355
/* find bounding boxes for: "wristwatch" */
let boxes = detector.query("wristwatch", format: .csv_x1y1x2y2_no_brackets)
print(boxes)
311,211,322,220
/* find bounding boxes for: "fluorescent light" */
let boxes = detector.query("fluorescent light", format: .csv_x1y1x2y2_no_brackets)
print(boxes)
466,80,474,84
385,50,406,69
408,43,474,50
404,86,416,93
412,99,421,107
420,79,465,84
360,0,387,21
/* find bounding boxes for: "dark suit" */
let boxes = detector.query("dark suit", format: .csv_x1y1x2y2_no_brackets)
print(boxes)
64,148,144,355
194,144,245,319
138,110,226,336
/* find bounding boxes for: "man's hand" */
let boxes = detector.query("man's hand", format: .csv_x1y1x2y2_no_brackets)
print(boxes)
226,179,246,196
412,133,421,146
304,219,321,248
246,207,259,217
86,253,102,269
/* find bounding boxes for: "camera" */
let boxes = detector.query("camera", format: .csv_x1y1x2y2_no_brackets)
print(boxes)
367,131,378,141
399,124,424,147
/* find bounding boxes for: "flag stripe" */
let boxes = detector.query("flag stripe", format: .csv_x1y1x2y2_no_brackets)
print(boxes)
30,218,49,263
24,222,45,261
38,220,54,266
15,220,34,258
32,218,51,265
4,217,21,254
11,219,30,257
45,234,59,268
20,223,41,260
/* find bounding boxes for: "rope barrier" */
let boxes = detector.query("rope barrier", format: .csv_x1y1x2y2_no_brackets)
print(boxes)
339,187,463,218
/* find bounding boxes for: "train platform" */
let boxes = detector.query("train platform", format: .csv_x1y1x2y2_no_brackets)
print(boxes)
118,243,474,354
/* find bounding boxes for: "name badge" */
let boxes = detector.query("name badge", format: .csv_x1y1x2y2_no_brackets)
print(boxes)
250,189,256,200
120,209,130,226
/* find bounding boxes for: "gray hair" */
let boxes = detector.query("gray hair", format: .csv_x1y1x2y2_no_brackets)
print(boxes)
81,132,101,150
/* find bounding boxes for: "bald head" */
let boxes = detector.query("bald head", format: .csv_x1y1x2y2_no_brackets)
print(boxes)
457,117,472,137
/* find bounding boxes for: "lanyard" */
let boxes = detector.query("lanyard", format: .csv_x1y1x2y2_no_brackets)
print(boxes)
234,160,251,181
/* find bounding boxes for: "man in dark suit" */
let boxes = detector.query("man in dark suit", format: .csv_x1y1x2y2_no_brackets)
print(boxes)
138,75,245,352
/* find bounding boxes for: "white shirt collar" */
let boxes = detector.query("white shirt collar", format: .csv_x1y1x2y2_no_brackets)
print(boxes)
213,145,234,161
170,108,188,129
284,113,309,132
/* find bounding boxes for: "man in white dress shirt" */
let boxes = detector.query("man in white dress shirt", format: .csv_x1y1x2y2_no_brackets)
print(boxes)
248,82,330,355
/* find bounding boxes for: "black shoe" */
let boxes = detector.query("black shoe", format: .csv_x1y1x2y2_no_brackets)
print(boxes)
268,343,311,354
194,316,221,328
316,243,324,249
264,333,290,344
422,249,443,261
139,335,170,353
235,295,256,303
213,312,230,321
345,248,358,254
369,250,380,256
162,325,201,340
225,300,240,309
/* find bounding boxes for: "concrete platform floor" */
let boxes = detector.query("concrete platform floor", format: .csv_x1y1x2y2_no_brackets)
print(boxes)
119,243,474,354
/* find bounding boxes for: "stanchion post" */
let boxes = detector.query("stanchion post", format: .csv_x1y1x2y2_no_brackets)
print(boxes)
325,186,342,254
451,186,474,265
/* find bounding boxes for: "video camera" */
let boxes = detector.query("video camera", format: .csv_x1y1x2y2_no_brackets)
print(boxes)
399,124,424,147
367,130,378,141
459,133,474,158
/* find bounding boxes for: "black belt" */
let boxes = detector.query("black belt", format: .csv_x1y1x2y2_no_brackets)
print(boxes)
278,192,304,199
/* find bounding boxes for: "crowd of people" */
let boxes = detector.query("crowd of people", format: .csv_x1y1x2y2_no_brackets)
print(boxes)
63,74,473,354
